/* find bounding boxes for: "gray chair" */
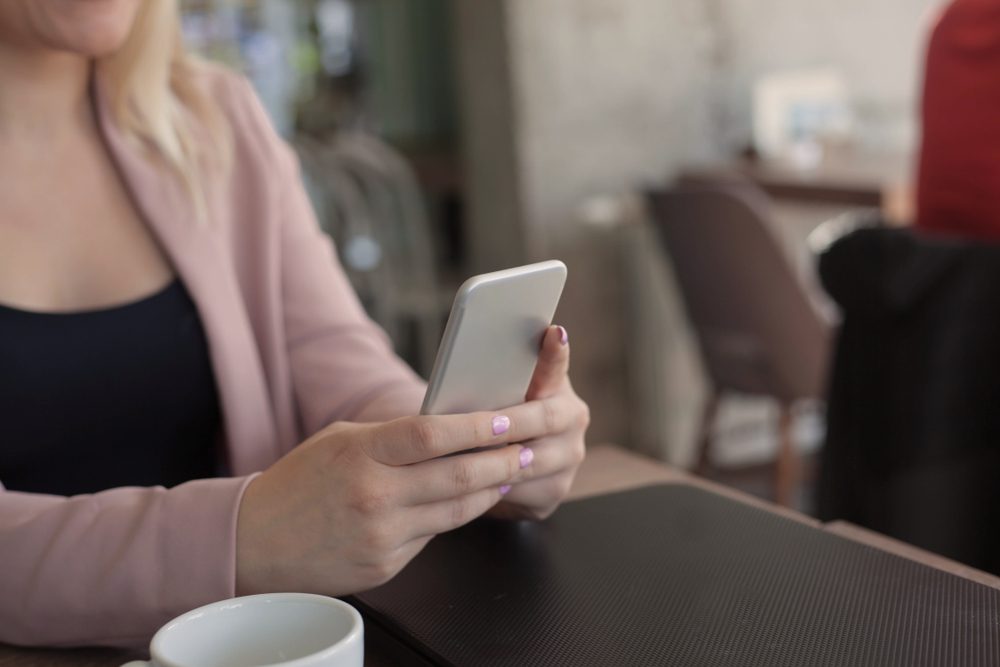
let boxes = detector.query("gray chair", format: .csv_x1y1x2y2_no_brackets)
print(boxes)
646,183,831,506
294,133,451,377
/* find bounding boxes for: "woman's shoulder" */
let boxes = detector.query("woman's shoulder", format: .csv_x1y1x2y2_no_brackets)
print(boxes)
186,59,290,165
180,59,302,223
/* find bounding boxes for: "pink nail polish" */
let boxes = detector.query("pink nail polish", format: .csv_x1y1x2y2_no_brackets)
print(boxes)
500,484,512,495
519,447,534,468
557,325,569,346
492,415,511,435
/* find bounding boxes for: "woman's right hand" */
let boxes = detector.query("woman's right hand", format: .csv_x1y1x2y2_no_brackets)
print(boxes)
235,404,556,596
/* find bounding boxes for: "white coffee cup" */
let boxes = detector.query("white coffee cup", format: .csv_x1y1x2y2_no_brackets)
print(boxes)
121,593,363,667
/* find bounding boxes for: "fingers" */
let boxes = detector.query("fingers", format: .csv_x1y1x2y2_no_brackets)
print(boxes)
394,416,584,506
487,406,588,519
401,443,533,505
507,433,586,481
365,397,575,466
526,325,570,401
406,486,508,539
489,470,578,521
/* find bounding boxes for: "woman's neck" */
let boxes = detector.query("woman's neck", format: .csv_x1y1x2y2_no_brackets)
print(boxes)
0,41,91,146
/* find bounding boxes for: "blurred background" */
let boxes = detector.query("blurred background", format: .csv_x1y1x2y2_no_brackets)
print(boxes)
177,0,938,515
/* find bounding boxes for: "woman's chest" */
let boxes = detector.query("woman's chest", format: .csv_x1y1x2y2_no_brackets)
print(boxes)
0,138,174,312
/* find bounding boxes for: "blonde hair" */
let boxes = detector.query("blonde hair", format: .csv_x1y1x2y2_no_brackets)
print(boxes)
98,0,229,217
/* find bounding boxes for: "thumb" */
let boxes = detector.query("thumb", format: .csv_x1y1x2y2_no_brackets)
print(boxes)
525,325,570,401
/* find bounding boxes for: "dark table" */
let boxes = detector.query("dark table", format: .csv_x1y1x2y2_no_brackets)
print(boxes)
2,445,997,666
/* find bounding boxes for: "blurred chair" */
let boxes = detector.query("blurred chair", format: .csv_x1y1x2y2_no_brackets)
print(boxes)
646,183,831,506
295,133,451,376
817,225,1000,574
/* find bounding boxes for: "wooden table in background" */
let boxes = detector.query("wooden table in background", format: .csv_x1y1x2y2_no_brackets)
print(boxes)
2,444,997,666
680,149,914,222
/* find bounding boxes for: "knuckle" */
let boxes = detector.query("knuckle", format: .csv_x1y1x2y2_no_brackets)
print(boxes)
361,559,399,588
542,483,566,518
360,523,394,555
543,399,560,434
576,399,592,431
556,473,575,499
507,450,521,479
348,486,391,518
449,495,474,528
451,459,477,494
539,476,572,512
411,420,440,457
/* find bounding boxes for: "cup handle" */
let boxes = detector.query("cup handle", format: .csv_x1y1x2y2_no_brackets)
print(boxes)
120,661,151,667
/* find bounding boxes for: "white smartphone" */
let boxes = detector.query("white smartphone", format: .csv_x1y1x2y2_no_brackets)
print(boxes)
421,260,568,415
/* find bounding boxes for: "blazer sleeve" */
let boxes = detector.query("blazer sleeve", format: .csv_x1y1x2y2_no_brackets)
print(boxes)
228,75,427,435
0,72,425,650
0,475,254,647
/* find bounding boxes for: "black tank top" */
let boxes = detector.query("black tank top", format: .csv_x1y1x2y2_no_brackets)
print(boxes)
0,279,221,495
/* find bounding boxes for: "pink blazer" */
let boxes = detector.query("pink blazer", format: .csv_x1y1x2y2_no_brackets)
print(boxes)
0,65,426,647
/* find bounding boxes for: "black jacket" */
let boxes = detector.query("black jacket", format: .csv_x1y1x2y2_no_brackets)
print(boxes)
818,226,1000,574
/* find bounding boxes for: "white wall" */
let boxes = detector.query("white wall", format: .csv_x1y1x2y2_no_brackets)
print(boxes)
453,0,944,455
508,0,717,244
506,0,721,446
498,0,943,248
707,0,943,153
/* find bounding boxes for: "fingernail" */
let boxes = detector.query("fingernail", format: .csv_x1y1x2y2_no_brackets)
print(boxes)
499,484,512,495
519,447,534,469
556,325,569,346
492,415,511,435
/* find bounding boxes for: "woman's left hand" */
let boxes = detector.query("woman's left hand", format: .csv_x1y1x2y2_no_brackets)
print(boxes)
488,325,590,521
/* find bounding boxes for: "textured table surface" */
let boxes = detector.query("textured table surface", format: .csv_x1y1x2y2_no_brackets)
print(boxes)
2,444,996,666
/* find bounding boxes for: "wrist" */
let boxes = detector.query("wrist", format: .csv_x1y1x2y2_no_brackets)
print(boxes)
235,473,268,595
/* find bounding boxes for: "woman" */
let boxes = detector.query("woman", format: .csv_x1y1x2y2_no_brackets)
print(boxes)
916,0,1000,239
0,0,589,647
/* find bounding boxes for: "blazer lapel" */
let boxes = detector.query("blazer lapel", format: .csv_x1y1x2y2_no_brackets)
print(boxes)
91,76,281,475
